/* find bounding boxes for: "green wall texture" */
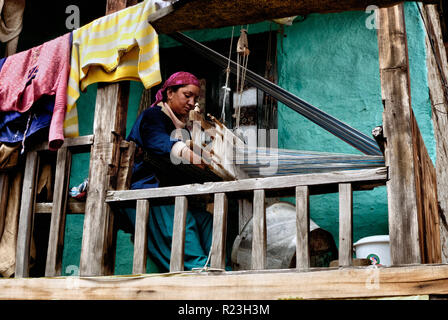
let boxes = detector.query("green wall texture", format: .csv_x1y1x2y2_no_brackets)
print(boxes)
277,2,434,246
61,2,435,275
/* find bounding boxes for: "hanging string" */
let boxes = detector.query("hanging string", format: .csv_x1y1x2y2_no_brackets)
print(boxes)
20,112,32,154
220,26,235,122
235,25,250,128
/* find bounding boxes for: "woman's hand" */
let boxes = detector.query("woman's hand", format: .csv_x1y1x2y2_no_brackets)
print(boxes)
182,147,208,169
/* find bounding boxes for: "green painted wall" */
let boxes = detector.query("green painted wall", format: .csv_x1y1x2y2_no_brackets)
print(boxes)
277,2,434,245
61,2,435,275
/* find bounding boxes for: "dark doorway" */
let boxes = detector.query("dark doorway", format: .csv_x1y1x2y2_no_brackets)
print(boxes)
155,31,278,148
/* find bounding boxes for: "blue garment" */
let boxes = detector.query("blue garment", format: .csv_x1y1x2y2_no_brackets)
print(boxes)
0,57,6,70
0,57,54,144
0,95,54,143
125,105,214,272
127,105,181,189
123,204,213,272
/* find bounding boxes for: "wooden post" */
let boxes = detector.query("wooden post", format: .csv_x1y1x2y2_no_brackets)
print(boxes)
15,151,39,278
210,193,228,269
133,200,150,274
252,189,266,270
45,147,72,276
421,3,448,263
338,183,353,267
238,199,253,234
79,0,135,277
295,186,310,270
170,196,188,272
377,4,421,265
0,173,9,240
377,3,441,264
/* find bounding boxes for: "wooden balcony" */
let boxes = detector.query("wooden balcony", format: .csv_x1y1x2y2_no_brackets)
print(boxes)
1,1,448,301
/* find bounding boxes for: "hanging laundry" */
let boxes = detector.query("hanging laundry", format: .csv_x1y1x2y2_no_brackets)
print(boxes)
0,142,20,171
0,57,21,171
0,0,26,56
66,0,162,138
0,169,36,278
0,95,54,147
0,57,55,152
0,33,71,151
0,57,6,69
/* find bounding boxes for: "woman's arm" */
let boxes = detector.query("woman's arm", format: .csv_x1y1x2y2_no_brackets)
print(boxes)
170,140,208,169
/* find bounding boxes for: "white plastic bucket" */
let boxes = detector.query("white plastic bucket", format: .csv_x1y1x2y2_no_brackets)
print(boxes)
353,235,391,266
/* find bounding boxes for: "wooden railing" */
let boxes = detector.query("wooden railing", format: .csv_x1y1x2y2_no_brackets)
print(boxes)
105,167,388,273
12,135,135,278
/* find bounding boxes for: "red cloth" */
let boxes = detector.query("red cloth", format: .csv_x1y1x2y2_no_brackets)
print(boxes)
152,71,200,107
0,33,71,150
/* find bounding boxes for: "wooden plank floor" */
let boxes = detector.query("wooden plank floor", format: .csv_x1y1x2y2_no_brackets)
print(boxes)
1,264,448,300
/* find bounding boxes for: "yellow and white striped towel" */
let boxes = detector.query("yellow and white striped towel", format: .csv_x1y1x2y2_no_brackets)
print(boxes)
65,0,162,137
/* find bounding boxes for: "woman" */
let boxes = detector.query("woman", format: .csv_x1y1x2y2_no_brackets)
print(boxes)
123,71,213,272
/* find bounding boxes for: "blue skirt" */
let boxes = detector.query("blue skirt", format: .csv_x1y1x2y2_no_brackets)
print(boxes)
123,204,213,272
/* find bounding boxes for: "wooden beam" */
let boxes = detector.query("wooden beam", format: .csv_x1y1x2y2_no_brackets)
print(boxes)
32,135,94,152
210,193,228,269
116,141,136,191
377,4,422,265
0,173,9,240
35,201,85,214
338,183,353,267
106,167,388,202
15,151,39,278
421,3,448,263
105,0,138,14
238,199,253,234
132,200,150,274
149,0,438,34
1,264,448,300
295,186,310,270
79,0,134,276
170,196,188,272
45,147,72,277
251,189,266,270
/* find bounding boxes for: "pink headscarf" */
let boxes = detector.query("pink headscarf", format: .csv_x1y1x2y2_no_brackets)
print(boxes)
151,71,200,107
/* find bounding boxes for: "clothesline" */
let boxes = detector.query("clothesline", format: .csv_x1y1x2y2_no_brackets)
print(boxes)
0,0,162,152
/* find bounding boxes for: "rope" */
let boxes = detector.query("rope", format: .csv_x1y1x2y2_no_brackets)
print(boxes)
220,26,235,122
20,111,32,154
235,26,250,128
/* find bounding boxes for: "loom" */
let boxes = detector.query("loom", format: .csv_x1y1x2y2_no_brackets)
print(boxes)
170,31,385,181
187,109,385,181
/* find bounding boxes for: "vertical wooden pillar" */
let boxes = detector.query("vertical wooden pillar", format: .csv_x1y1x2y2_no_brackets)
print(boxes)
0,174,9,240
170,196,188,272
133,200,150,274
79,0,135,277
377,3,421,265
338,183,353,267
210,193,228,269
295,186,310,270
238,199,253,234
252,189,266,270
377,3,441,265
15,151,39,278
421,3,448,263
45,147,72,276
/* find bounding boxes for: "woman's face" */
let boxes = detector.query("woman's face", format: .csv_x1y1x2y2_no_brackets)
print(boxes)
167,84,200,116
